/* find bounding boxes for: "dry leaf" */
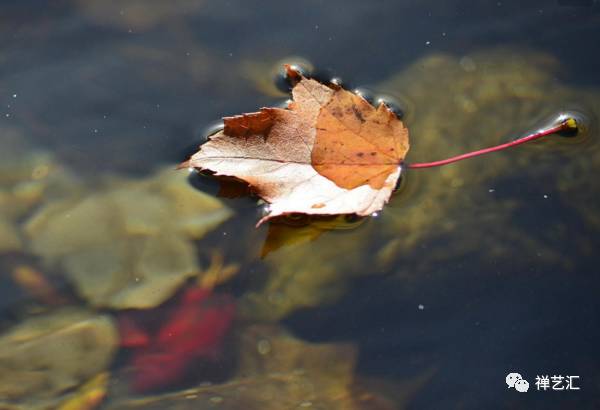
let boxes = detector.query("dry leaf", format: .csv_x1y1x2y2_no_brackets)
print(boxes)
183,65,409,225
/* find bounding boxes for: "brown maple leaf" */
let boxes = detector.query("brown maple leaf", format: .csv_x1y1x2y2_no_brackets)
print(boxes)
182,65,410,226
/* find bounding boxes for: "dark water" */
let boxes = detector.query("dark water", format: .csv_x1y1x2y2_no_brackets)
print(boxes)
1,1,600,409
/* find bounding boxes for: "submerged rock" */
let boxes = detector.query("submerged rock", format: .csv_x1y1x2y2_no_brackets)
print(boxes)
374,50,559,264
0,308,117,409
241,48,600,321
241,225,370,321
0,127,80,253
106,324,411,410
0,218,21,253
557,100,600,234
25,168,232,309
372,48,599,276
57,372,109,410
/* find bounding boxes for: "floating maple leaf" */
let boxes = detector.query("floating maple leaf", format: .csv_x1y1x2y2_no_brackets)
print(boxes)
182,65,409,226
182,66,579,227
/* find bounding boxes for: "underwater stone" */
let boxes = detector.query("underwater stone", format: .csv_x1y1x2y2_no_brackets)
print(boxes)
240,48,597,322
0,308,117,409
0,218,22,253
105,324,398,410
24,168,232,309
0,127,82,254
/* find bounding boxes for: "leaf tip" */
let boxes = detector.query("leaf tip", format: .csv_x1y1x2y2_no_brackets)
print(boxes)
176,160,191,170
283,64,303,86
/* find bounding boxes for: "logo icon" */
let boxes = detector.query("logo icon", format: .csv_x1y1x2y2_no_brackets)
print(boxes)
506,372,529,393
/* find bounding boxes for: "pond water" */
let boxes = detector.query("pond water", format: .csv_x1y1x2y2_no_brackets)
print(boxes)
1,1,599,409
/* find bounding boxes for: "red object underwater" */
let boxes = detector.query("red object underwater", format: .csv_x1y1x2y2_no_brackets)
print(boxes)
117,287,236,393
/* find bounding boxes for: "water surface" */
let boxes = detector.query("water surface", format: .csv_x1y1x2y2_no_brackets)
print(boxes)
1,1,599,409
